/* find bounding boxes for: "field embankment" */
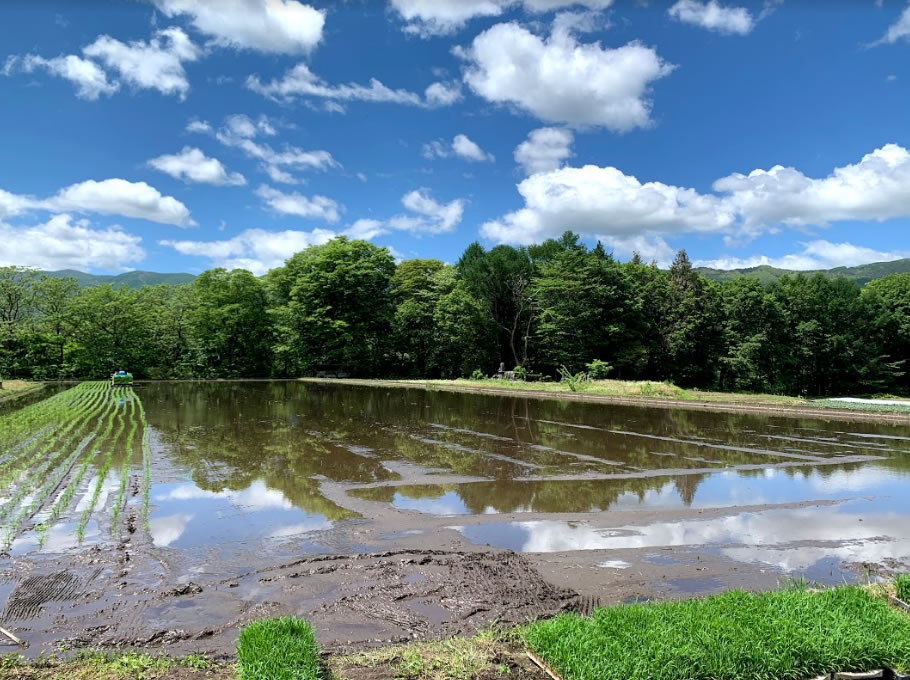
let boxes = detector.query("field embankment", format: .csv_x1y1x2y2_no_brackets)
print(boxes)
0,381,43,402
299,378,910,424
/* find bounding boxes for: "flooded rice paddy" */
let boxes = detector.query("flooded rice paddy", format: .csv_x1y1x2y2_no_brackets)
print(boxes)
1,380,910,654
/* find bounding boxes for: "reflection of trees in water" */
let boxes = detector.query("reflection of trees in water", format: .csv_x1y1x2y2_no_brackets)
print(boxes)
351,474,706,514
140,382,910,517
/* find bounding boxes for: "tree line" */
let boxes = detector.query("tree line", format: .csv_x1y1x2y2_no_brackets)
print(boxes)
2,232,909,396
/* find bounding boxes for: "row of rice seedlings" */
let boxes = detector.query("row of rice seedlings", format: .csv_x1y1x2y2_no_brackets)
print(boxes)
0,382,102,451
1,433,97,549
76,393,129,542
0,383,106,483
111,394,140,530
37,393,121,548
0,386,92,473
135,394,152,527
0,384,110,520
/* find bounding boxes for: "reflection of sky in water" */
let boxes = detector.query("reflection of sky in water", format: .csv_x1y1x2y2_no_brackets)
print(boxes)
377,464,910,515
148,479,331,548
453,497,910,576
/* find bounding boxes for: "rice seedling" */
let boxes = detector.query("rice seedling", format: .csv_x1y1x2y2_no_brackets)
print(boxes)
111,393,140,530
237,617,321,680
897,574,910,603
135,395,152,527
523,586,910,680
76,393,129,542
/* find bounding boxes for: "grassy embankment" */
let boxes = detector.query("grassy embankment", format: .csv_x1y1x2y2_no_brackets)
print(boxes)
0,380,42,401
305,377,910,413
4,584,910,680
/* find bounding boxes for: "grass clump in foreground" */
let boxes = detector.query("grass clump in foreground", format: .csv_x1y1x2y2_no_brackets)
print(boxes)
524,586,910,680
897,574,910,603
237,617,320,680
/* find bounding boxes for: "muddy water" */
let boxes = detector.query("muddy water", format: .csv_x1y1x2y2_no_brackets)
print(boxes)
3,380,910,656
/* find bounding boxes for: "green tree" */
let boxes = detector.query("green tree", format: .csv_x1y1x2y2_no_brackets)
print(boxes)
268,237,395,376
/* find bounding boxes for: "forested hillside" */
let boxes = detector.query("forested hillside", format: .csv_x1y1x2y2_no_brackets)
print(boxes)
697,258,910,286
42,269,196,289
3,232,909,397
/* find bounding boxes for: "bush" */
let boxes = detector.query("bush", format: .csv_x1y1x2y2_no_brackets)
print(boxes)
513,365,528,381
897,574,910,603
470,369,484,380
557,366,589,392
237,617,321,680
524,586,910,680
585,360,612,379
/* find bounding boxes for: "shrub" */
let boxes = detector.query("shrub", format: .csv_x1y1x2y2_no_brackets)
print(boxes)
557,366,588,392
513,365,528,381
470,369,484,380
524,586,910,680
585,360,612,379
237,617,321,680
897,574,910,603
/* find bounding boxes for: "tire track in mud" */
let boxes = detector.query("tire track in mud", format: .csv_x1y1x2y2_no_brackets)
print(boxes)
1,568,100,621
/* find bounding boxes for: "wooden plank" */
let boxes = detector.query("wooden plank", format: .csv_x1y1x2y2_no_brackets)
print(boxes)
890,596,910,614
0,626,23,646
526,649,565,680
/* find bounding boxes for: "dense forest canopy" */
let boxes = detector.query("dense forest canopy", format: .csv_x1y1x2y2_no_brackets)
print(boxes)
2,233,909,396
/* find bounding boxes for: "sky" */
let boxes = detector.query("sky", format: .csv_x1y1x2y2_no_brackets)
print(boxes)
2,0,910,276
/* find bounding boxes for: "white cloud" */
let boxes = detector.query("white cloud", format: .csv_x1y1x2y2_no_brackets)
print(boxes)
247,63,457,108
874,2,910,45
0,189,37,219
597,233,675,266
483,143,910,247
482,164,733,245
7,54,119,100
423,134,494,162
162,227,338,274
514,127,574,174
48,178,194,226
696,240,910,271
388,189,465,233
152,0,325,54
457,21,673,130
424,81,463,106
0,214,144,271
190,114,338,183
453,134,495,162
388,0,615,36
255,185,342,222
148,146,246,185
668,0,754,36
82,27,200,99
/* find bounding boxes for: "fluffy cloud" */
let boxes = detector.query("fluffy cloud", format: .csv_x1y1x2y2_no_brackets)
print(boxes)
255,185,342,222
388,0,615,36
423,134,494,162
668,0,754,36
152,0,325,54
874,2,910,45
82,27,200,99
47,178,194,226
148,146,246,185
388,189,465,233
163,227,336,274
0,188,37,219
457,22,673,130
0,214,144,271
247,63,457,108
4,54,119,100
514,127,574,174
696,240,910,271
190,114,338,184
483,143,910,247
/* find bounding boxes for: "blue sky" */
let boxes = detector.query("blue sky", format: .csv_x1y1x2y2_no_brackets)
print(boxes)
2,0,910,275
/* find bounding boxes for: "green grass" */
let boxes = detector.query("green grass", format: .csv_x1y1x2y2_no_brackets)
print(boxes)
523,586,910,680
237,617,321,680
897,574,910,603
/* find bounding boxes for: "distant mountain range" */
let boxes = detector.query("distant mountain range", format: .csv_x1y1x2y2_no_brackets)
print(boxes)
42,269,196,289
42,257,910,290
696,258,910,286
